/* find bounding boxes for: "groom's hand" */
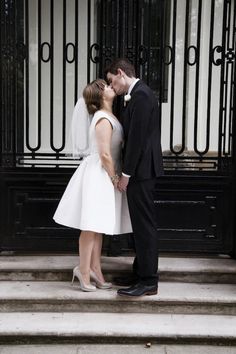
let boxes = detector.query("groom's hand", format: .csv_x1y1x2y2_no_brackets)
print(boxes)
118,175,129,192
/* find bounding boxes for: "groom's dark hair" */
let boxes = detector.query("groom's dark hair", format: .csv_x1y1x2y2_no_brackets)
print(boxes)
105,58,136,78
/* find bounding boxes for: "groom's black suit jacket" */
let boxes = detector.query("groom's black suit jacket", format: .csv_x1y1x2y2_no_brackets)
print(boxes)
121,80,163,180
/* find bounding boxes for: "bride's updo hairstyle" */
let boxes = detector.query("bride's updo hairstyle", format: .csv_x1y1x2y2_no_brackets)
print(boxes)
83,79,106,115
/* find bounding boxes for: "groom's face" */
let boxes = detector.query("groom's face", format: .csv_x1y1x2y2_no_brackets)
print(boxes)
107,71,127,96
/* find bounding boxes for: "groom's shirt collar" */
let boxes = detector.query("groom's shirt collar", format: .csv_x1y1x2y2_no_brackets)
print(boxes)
127,78,140,95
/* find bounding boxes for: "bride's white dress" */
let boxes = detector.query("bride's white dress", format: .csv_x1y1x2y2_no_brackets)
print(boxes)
53,110,132,235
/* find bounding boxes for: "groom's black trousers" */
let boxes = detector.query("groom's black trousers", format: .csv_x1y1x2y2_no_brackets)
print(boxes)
127,178,159,286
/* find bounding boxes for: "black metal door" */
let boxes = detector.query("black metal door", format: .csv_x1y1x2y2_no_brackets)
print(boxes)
0,0,236,255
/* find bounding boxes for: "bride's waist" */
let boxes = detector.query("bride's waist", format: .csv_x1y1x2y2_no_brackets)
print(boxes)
85,151,121,166
89,151,121,159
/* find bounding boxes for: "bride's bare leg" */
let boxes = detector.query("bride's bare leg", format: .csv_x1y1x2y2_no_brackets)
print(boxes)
79,231,96,285
90,233,105,282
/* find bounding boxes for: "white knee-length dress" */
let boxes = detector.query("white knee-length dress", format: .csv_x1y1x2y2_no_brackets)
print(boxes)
53,110,132,235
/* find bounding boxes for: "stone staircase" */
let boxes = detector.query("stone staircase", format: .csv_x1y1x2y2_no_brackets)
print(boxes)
0,254,236,353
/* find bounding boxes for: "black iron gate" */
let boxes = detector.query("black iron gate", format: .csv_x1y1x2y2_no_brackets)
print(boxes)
0,0,236,255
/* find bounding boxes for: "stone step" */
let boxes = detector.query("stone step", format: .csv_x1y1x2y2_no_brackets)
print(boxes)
0,312,236,345
1,255,236,283
0,281,236,315
0,344,236,354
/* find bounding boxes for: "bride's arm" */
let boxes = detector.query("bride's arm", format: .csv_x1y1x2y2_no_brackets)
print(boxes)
95,118,119,187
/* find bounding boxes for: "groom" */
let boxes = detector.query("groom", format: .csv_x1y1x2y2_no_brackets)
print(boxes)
106,58,163,297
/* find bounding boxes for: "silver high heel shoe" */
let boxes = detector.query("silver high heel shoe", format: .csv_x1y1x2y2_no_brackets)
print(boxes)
90,270,112,289
72,266,96,292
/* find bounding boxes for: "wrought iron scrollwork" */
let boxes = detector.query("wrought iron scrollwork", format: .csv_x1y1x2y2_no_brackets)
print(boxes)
163,45,173,65
16,42,27,61
40,43,51,63
212,46,235,66
138,45,148,65
2,43,15,61
187,46,198,66
212,46,223,66
225,49,235,63
65,43,76,64
126,50,135,63
2,42,27,62
89,43,100,63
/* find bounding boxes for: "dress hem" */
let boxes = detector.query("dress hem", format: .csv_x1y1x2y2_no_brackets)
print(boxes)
53,218,131,235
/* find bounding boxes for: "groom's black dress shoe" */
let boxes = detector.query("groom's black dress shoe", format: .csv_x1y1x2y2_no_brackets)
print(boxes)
113,275,139,286
117,283,158,297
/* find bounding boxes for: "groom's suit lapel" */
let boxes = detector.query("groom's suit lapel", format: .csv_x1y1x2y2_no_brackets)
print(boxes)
122,80,143,125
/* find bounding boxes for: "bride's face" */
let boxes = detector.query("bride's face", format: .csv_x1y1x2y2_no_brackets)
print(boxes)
103,84,116,101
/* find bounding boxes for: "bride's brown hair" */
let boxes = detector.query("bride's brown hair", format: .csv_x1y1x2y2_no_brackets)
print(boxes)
83,79,106,115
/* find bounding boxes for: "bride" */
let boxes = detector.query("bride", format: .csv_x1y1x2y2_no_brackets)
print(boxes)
53,79,132,292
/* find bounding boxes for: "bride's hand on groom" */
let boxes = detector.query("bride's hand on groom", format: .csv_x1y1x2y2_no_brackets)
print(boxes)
118,175,129,192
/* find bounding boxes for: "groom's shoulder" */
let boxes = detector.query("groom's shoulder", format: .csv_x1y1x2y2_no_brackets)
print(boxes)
134,81,156,101
135,80,153,94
